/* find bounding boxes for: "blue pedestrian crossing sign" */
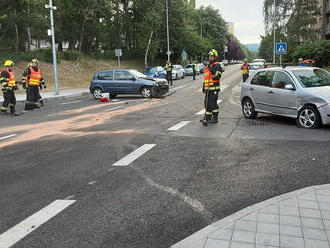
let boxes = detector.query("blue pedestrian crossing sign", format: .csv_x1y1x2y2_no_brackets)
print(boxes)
276,42,287,55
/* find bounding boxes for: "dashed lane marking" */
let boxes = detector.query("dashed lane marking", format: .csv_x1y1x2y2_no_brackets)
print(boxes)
167,121,191,131
113,144,156,166
0,200,76,248
171,85,187,91
105,106,124,112
0,134,17,141
195,100,223,115
60,100,82,105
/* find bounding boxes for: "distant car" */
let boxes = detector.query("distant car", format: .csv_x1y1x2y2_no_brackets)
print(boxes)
197,63,205,74
172,65,185,80
90,69,169,99
219,62,225,72
144,66,166,78
253,59,266,64
184,64,195,76
249,63,264,70
222,60,229,66
241,66,330,129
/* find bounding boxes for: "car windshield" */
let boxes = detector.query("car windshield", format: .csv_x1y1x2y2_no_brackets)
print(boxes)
292,69,330,88
145,67,157,74
185,65,192,68
130,70,147,78
250,64,263,70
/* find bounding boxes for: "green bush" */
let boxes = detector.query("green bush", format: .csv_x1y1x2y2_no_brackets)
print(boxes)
62,50,80,61
292,40,330,67
0,49,60,64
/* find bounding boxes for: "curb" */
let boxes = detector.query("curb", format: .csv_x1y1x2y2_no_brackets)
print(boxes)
170,184,330,248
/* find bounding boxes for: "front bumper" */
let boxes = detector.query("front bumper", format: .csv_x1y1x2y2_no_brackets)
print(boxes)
318,103,330,125
153,85,169,96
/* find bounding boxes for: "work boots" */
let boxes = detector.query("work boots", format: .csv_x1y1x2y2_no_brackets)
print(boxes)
208,113,219,124
10,106,22,117
1,108,8,115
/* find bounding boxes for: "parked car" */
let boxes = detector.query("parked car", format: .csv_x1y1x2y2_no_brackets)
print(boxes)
249,62,264,71
222,60,229,66
253,59,266,65
241,66,330,129
184,64,195,76
172,65,185,80
144,66,166,78
219,62,225,72
197,63,205,74
90,69,169,99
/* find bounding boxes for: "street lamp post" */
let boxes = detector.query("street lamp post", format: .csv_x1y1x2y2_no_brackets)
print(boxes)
273,0,276,64
45,0,59,95
166,0,170,61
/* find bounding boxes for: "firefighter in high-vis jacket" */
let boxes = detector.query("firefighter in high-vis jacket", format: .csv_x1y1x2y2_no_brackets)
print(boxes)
1,60,22,116
201,49,222,126
165,60,173,86
241,59,250,82
25,59,46,110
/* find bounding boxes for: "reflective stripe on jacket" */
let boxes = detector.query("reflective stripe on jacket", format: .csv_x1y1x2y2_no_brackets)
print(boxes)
241,64,249,75
204,62,220,91
29,67,42,86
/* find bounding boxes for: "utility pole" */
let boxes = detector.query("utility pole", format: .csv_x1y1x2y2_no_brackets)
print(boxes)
200,17,203,38
166,0,170,61
273,0,276,64
45,0,59,95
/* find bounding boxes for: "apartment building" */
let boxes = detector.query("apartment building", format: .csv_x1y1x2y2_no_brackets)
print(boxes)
320,0,330,39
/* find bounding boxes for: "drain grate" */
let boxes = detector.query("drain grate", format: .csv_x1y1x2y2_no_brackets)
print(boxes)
252,120,270,126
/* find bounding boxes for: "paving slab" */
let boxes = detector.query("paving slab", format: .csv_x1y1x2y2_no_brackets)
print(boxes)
171,184,330,248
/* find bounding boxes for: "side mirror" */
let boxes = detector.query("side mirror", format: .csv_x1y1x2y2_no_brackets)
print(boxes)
285,84,295,90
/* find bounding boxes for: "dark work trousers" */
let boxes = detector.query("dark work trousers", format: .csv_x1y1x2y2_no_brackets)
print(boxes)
204,90,219,121
166,71,173,86
193,70,196,80
243,74,249,83
26,85,41,109
2,90,16,113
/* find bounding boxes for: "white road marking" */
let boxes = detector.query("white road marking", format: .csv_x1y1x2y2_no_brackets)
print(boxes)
88,181,96,185
65,195,75,200
110,99,120,102
105,106,124,112
60,100,82,105
171,85,187,91
0,200,76,248
195,100,223,115
113,144,156,166
167,121,191,131
0,134,17,141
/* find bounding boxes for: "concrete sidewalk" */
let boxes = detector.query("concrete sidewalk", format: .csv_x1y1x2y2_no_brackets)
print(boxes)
0,88,89,102
172,184,330,248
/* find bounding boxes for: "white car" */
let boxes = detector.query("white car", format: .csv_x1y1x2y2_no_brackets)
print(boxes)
219,62,225,72
253,59,266,65
172,65,185,80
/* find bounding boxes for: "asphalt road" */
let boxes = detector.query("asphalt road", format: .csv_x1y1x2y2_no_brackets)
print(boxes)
0,64,329,248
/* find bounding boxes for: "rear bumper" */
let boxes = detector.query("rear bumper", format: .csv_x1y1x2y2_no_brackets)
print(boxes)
318,104,330,125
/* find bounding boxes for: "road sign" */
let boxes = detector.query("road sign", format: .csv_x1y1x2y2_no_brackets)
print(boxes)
276,42,287,55
181,50,188,61
224,46,228,53
115,49,122,57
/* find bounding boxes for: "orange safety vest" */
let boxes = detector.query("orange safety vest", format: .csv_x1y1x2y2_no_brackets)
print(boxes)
204,62,220,91
241,64,249,75
29,67,42,86
2,68,16,88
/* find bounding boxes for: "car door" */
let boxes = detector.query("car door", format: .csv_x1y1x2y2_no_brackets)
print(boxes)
96,70,114,92
113,70,138,94
249,71,275,113
270,71,298,117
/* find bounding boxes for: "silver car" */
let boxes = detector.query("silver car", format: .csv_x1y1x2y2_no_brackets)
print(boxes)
241,67,330,128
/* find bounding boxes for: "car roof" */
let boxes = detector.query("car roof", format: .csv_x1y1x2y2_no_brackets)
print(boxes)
250,62,264,65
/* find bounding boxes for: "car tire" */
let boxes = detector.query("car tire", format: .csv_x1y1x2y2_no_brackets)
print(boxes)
93,87,103,100
182,74,185,79
141,86,152,98
242,98,258,119
110,94,117,99
296,105,321,129
176,74,178,80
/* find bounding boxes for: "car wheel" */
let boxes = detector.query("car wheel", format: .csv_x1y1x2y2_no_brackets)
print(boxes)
296,105,321,129
93,87,103,100
242,98,258,119
110,94,117,98
182,74,185,79
141,86,152,98
176,74,178,80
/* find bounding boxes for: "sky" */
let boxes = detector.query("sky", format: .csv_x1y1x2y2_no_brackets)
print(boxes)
196,0,265,44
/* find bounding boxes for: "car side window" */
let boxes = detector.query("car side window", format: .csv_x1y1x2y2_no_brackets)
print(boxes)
251,71,274,87
114,71,134,80
98,71,113,80
272,71,295,89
